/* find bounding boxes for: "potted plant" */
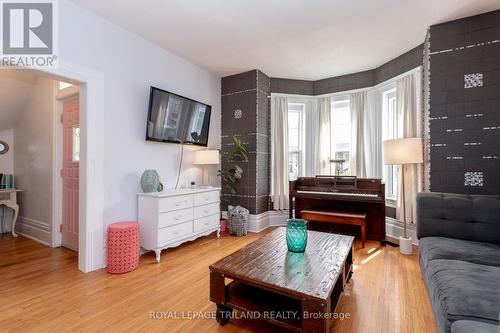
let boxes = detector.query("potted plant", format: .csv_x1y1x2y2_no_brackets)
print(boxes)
218,136,248,235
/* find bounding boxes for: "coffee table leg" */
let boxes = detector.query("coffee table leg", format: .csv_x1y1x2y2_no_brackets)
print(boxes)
216,304,233,325
210,270,233,326
302,299,330,333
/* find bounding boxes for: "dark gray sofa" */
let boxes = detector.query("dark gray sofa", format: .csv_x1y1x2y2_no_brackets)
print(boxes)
417,192,500,333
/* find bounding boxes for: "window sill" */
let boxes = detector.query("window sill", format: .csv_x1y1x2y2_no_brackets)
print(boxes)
385,199,397,208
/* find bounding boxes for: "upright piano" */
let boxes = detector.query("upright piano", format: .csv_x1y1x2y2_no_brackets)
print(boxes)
289,176,386,244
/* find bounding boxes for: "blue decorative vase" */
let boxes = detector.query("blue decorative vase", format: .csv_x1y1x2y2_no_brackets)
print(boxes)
141,169,160,193
286,219,308,252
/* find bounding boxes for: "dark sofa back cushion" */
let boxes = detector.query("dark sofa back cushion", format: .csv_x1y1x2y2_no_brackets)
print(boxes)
417,192,500,245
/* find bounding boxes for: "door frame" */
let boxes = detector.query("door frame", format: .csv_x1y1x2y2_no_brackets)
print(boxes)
29,60,105,273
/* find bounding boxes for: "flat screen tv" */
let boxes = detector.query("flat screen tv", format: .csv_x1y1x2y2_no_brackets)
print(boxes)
146,86,212,146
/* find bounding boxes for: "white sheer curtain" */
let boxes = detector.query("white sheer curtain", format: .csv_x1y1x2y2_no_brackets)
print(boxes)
396,71,422,224
271,96,289,210
304,99,319,176
364,90,383,178
350,92,367,177
317,97,331,175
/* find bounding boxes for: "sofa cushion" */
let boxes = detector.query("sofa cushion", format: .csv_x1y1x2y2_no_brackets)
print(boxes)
425,259,500,332
451,320,499,333
417,192,500,245
419,237,500,270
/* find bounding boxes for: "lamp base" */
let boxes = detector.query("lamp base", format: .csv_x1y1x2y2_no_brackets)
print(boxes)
399,236,413,255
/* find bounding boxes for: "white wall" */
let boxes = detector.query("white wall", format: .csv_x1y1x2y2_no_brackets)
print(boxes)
57,1,221,241
13,77,55,244
0,129,14,174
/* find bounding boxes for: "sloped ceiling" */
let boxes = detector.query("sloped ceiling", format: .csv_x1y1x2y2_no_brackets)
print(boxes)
0,70,37,132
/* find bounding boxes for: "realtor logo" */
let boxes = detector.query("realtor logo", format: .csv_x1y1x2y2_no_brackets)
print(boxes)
1,0,56,67
2,2,53,54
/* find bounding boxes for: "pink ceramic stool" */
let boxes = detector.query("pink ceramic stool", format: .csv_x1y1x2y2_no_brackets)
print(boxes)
107,221,140,274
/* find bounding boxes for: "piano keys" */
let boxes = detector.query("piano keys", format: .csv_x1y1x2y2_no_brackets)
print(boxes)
290,176,386,244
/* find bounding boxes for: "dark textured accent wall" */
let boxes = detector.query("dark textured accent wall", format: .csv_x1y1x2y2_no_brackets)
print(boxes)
270,78,314,95
221,70,270,214
270,44,424,95
428,10,500,195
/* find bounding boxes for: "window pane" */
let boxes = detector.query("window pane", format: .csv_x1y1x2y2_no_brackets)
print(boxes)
72,127,80,162
382,88,397,200
331,97,351,174
287,104,305,179
59,81,73,90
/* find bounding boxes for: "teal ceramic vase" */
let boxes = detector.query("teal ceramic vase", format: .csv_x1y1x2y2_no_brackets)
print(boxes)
286,219,308,252
141,169,160,193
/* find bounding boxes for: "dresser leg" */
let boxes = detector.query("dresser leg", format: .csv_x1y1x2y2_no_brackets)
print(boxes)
155,250,161,263
216,227,221,239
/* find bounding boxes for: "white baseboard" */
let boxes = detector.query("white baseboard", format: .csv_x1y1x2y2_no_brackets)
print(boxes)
16,216,51,246
224,211,418,246
385,217,418,245
222,210,288,233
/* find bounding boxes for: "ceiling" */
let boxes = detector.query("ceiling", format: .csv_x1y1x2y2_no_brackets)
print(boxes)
0,70,38,132
70,0,500,80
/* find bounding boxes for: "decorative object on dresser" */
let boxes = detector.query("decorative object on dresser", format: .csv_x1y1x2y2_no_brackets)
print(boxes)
138,187,221,263
289,176,386,245
383,137,423,255
141,169,161,193
193,149,220,186
210,227,354,332
0,189,21,237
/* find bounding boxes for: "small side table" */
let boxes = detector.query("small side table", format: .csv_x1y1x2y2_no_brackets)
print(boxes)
107,222,140,274
0,189,21,237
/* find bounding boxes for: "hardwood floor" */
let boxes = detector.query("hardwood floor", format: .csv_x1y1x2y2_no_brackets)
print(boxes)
0,230,437,333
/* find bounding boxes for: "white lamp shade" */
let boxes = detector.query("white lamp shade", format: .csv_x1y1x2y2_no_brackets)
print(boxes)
383,137,423,165
193,150,219,165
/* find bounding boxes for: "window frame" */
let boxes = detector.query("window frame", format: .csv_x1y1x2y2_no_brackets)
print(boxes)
382,87,398,202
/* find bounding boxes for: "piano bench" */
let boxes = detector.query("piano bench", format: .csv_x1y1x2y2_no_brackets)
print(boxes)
300,210,367,248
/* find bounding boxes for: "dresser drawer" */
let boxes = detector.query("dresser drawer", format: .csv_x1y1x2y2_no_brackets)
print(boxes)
158,208,193,228
158,221,193,244
158,194,193,212
194,202,219,219
194,190,219,206
194,214,219,232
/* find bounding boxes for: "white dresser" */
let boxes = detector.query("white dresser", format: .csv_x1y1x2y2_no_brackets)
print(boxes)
138,187,221,262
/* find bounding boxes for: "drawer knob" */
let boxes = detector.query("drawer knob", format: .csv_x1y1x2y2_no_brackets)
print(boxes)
204,197,209,201
175,202,181,206
174,215,181,220
174,231,179,235
204,209,209,213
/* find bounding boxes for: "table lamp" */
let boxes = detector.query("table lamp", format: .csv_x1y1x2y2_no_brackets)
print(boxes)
193,150,220,186
383,137,423,255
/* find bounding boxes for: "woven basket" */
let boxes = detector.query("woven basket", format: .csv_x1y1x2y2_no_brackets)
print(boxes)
228,205,249,237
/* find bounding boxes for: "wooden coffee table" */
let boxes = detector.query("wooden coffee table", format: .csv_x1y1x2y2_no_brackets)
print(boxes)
209,227,354,332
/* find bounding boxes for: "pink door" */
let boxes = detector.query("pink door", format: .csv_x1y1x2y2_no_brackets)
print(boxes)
62,96,80,250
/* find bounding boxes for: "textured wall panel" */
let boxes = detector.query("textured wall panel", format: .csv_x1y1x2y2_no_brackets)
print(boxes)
429,10,500,195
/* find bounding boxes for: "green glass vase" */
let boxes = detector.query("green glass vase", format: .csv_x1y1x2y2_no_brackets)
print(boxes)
286,219,308,253
141,169,160,193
